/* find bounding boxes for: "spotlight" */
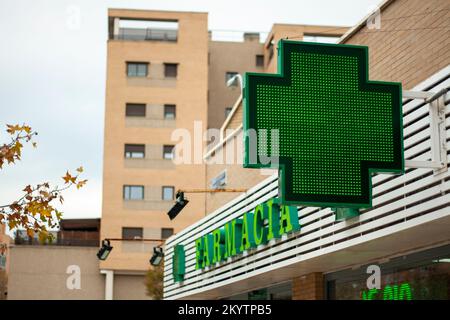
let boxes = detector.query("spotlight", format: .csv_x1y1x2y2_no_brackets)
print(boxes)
226,74,242,89
167,191,189,220
150,246,164,266
97,239,113,261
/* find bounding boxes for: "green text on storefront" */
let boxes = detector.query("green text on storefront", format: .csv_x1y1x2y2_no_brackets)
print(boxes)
195,198,300,269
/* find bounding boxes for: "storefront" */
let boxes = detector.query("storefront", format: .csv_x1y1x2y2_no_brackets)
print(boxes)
210,243,450,300
220,243,450,300
326,244,450,300
163,0,450,299
163,62,450,300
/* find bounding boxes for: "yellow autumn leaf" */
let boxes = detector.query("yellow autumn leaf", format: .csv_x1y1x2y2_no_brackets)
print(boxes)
6,124,21,134
38,230,48,244
40,207,52,217
62,171,76,184
27,229,34,238
76,179,88,189
23,125,32,134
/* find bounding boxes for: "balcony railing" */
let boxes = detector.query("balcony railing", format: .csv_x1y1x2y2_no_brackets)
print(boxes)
117,28,177,42
14,230,99,247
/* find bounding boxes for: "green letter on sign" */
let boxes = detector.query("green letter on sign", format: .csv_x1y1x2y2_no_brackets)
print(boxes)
279,204,300,234
240,212,256,252
195,237,204,269
266,199,281,241
253,203,268,246
203,234,214,267
399,283,412,300
212,228,225,263
172,244,185,282
224,219,243,258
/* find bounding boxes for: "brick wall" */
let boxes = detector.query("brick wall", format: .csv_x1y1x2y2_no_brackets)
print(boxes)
343,0,450,89
292,272,324,300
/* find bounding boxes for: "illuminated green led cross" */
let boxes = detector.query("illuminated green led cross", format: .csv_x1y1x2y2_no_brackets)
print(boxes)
244,40,404,208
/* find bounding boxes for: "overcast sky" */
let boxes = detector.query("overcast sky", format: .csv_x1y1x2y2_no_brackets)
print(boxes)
0,0,382,222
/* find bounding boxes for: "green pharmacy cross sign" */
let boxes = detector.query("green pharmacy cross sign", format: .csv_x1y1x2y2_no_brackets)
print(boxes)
244,40,404,209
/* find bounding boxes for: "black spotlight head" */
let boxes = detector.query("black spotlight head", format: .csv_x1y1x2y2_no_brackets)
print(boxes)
97,239,113,261
150,246,164,266
167,191,189,220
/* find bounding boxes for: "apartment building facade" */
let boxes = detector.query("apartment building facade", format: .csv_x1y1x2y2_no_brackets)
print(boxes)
207,25,347,133
208,32,264,131
101,9,209,276
164,0,450,300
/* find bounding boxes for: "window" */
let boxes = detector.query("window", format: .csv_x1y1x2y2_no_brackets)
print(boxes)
123,185,144,200
163,145,174,160
225,107,232,118
127,62,148,77
164,63,178,78
122,227,143,240
161,228,174,239
126,103,146,117
164,104,176,119
256,55,264,67
162,186,174,200
225,72,238,84
125,144,145,159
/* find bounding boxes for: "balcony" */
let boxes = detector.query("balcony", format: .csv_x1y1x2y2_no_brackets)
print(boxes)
110,18,178,42
14,218,100,247
117,27,177,41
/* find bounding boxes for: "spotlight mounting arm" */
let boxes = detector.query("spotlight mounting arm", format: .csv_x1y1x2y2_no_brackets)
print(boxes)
177,188,247,194
104,238,165,245
167,189,247,220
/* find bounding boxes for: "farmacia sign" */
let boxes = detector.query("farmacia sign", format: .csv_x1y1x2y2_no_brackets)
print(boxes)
195,198,300,269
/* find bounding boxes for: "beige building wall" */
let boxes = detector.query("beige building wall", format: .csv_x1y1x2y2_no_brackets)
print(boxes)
7,245,150,300
341,0,450,89
8,246,105,300
101,9,209,272
208,34,264,131
0,224,9,300
264,24,348,73
113,273,148,300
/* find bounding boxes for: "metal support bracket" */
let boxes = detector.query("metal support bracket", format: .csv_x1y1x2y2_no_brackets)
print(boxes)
334,208,360,221
403,90,448,175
